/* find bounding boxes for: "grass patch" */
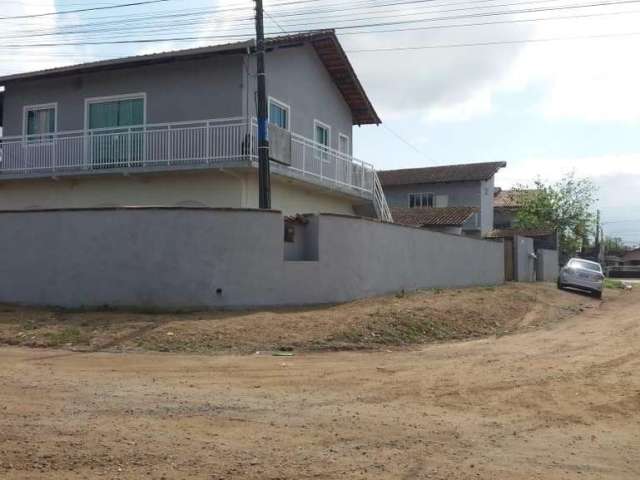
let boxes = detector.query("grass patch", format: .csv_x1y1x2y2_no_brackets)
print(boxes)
44,327,90,346
604,278,626,289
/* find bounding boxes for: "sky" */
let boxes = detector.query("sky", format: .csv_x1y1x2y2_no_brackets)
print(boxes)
2,0,640,245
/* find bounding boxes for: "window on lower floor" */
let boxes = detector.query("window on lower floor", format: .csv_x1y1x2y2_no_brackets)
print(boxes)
24,104,56,138
409,192,434,208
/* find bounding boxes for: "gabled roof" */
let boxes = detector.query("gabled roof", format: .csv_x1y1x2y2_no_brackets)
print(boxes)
623,248,640,262
494,189,537,208
391,207,478,227
379,162,506,187
0,30,380,126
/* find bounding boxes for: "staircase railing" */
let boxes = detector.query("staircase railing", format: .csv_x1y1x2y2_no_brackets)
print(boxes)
373,171,393,222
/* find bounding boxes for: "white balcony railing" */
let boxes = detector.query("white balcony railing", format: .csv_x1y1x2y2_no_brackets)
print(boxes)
0,117,376,197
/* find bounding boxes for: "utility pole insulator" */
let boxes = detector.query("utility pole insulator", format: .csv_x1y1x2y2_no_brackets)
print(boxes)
254,0,271,209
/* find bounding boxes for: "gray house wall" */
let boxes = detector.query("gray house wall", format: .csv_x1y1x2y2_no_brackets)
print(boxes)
1,55,245,136
384,181,482,233
479,177,495,234
494,208,516,228
383,178,495,235
2,43,354,146
244,44,354,152
0,208,504,309
383,181,481,209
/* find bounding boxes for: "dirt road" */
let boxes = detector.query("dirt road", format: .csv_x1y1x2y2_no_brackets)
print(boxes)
1,289,639,479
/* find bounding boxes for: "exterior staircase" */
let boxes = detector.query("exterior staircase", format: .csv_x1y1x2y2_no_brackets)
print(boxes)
373,172,393,223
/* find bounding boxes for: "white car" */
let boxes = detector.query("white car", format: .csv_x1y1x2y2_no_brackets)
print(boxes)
557,258,605,298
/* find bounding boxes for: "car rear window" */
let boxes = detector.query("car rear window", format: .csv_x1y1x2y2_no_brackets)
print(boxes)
569,260,602,272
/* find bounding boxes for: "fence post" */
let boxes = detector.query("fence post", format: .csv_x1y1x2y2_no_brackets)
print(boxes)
127,128,132,167
206,121,211,164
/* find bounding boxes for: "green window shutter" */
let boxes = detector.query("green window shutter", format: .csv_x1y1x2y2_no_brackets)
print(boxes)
118,99,144,127
89,101,119,129
89,98,144,129
26,108,55,135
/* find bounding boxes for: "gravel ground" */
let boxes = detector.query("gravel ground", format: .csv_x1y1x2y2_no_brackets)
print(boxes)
0,287,638,479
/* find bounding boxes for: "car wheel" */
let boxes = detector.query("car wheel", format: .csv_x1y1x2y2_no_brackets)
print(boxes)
557,279,564,290
593,290,603,299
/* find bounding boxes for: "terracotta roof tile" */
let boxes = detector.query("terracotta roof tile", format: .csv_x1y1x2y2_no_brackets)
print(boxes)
494,189,538,208
623,248,640,262
379,162,506,187
391,207,478,227
485,228,554,238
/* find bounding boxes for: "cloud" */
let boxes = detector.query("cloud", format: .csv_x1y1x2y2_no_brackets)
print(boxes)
495,152,640,188
345,22,529,119
1,0,60,75
344,7,640,123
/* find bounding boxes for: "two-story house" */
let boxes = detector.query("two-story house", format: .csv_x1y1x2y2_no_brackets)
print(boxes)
493,188,537,228
0,30,391,221
379,162,506,236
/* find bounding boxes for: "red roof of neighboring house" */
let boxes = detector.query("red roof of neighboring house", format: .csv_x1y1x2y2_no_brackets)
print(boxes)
0,31,380,126
379,162,506,187
494,189,538,208
391,207,478,227
623,248,640,262
485,228,554,239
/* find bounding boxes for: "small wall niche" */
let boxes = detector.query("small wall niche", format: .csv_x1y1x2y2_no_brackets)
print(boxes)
283,214,319,262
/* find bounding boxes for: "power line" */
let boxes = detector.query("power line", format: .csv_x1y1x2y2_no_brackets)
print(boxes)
381,125,434,163
4,0,640,48
0,0,174,20
346,29,640,51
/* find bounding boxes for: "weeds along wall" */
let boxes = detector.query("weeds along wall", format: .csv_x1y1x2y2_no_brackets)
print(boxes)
0,208,504,308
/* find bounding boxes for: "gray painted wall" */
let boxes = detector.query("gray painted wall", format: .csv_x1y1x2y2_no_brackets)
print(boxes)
494,208,516,228
514,235,535,282
2,55,245,136
536,249,559,282
383,181,484,233
0,208,504,309
244,44,354,153
479,177,494,234
2,43,354,148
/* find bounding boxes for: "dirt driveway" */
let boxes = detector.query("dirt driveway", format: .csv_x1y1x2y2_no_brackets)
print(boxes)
1,290,639,480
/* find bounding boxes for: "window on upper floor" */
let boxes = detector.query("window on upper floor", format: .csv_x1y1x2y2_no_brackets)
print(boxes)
338,133,350,155
24,104,56,139
269,98,290,131
409,192,434,208
314,120,330,147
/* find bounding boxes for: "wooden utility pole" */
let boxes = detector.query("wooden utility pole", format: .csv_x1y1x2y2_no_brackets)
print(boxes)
254,0,271,209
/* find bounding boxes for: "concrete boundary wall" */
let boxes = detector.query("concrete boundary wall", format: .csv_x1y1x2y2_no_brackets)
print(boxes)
536,249,559,282
0,208,504,308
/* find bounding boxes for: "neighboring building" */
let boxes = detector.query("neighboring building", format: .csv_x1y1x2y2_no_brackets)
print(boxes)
379,161,506,236
623,248,640,266
493,188,537,229
0,30,391,220
485,228,558,251
390,206,478,235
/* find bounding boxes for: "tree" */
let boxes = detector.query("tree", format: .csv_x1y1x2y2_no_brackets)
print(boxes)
603,236,627,256
515,173,597,256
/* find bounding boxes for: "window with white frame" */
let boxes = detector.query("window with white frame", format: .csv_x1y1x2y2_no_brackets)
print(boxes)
314,120,330,147
24,104,56,139
268,98,290,130
408,192,434,208
338,133,350,155
314,120,330,162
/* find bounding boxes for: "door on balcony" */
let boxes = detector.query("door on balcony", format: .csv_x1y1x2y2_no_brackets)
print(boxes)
87,95,145,168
